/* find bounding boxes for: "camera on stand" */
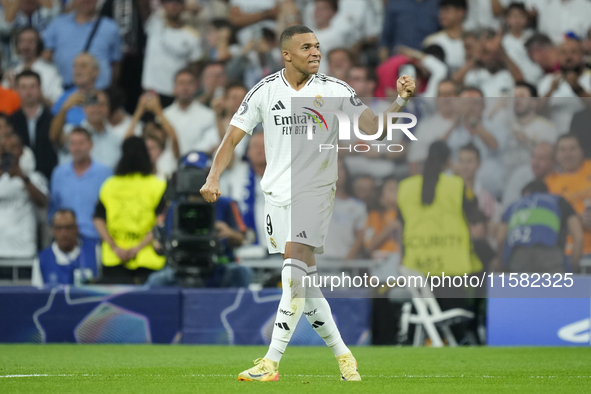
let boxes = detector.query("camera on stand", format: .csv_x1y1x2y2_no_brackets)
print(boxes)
155,152,219,287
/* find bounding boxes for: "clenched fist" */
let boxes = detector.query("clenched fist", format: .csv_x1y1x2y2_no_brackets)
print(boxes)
200,179,222,203
397,75,416,99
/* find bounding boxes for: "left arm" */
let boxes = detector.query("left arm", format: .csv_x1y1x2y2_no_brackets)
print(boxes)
357,76,416,141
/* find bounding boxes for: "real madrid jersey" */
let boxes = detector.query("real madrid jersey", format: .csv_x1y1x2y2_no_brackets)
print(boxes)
230,69,368,206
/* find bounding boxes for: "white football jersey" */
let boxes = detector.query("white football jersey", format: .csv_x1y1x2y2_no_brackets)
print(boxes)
230,69,368,206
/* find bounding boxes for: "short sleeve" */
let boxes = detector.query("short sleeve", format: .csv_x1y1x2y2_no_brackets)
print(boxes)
338,82,368,121
229,84,264,135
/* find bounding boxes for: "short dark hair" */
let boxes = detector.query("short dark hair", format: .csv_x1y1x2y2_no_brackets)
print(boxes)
424,44,446,63
460,142,481,161
70,127,92,141
279,25,314,49
328,47,353,63
506,2,528,16
351,64,377,84
115,136,153,176
439,79,461,95
440,0,467,10
515,81,538,97
557,133,582,148
522,179,549,196
461,85,484,97
211,18,232,30
15,69,41,86
175,67,197,82
224,81,247,95
52,209,77,224
104,85,126,114
525,33,554,51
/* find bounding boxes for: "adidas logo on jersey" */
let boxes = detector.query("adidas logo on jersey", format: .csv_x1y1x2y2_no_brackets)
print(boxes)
275,322,290,330
271,100,286,111
295,231,307,239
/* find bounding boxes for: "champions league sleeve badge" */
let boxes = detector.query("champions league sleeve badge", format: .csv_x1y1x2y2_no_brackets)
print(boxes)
238,102,248,115
349,94,363,107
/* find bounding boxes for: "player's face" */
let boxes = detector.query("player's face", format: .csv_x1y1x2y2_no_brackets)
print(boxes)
284,33,321,74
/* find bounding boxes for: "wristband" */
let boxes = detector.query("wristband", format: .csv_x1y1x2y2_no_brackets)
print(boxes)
396,96,409,107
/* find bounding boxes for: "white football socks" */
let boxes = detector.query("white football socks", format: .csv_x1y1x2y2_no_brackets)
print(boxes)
265,258,307,362
303,266,350,357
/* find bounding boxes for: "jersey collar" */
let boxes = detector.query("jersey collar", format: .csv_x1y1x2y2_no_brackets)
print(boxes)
280,69,316,90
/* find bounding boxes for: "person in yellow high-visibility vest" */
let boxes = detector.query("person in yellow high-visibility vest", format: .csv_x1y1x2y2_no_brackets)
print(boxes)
93,136,167,284
397,141,482,278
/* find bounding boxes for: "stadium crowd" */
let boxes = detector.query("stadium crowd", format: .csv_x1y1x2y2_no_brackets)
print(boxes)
0,0,591,286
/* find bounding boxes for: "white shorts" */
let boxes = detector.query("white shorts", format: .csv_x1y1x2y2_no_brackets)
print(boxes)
264,186,336,255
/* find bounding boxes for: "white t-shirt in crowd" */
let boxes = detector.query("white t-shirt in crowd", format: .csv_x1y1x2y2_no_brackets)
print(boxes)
142,12,202,96
0,172,48,258
163,100,220,155
464,0,502,30
109,113,141,140
423,31,465,73
229,69,368,206
504,115,557,175
464,68,515,97
502,31,544,86
322,195,367,259
230,0,278,46
4,59,63,103
537,69,591,134
536,0,591,44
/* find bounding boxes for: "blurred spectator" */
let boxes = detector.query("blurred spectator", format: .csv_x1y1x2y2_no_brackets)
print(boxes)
0,133,48,265
211,82,248,157
144,130,167,180
52,90,122,168
504,82,557,175
48,127,112,243
538,37,591,134
33,209,100,286
364,176,400,260
498,179,583,273
468,209,497,273
0,53,21,115
454,29,520,97
463,0,504,30
457,143,499,221
205,19,237,62
570,102,591,158
141,0,202,107
2,27,63,104
104,85,139,140
196,61,228,106
228,0,278,46
51,53,99,126
225,27,282,89
445,87,508,198
546,134,591,261
164,69,219,156
379,0,440,57
0,0,60,67
220,132,266,246
327,48,352,80
423,0,467,73
352,174,376,208
9,70,57,180
311,0,347,75
101,0,148,114
502,142,555,212
409,79,460,175
126,91,180,178
0,112,35,173
502,3,544,86
396,44,449,98
525,33,560,75
322,159,367,260
535,0,591,45
42,0,122,90
93,136,167,285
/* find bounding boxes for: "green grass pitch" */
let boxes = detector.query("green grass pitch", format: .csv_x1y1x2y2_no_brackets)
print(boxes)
1,345,590,393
